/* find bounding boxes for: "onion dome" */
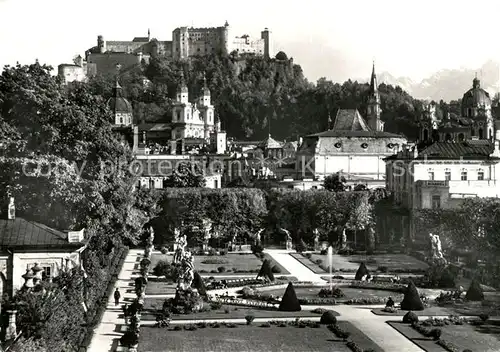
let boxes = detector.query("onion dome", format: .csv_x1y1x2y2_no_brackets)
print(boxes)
177,71,188,94
462,77,492,116
107,81,132,114
201,72,210,96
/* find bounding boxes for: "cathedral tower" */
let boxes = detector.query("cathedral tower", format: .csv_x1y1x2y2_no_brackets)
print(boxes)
367,62,384,132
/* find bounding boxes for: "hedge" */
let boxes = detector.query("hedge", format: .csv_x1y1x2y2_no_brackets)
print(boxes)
78,246,128,349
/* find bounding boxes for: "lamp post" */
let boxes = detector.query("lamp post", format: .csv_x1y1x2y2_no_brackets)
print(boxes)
328,246,333,292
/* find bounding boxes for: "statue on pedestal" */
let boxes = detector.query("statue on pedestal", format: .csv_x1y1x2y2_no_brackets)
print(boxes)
280,228,292,250
147,226,155,246
255,229,264,245
313,228,320,251
429,233,447,265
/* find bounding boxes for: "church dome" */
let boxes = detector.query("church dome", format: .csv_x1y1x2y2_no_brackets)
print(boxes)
461,78,491,116
107,82,132,113
259,134,283,149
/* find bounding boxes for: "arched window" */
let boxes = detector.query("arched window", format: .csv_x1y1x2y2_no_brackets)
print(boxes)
479,128,484,139
458,133,465,141
471,128,475,136
445,133,452,141
149,179,155,189
423,129,429,141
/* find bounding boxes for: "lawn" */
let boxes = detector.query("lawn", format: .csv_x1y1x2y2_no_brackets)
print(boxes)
302,253,429,274
389,320,500,352
138,322,378,352
372,306,452,316
256,286,403,303
145,280,177,295
149,252,290,275
346,254,429,272
290,253,326,274
141,298,328,321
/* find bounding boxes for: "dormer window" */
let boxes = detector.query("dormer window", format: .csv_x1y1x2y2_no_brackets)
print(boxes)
361,143,368,149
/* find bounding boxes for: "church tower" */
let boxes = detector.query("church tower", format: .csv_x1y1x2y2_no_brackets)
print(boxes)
176,71,189,104
367,62,384,132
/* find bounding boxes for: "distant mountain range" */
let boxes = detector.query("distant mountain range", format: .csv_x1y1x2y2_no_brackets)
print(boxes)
358,60,500,102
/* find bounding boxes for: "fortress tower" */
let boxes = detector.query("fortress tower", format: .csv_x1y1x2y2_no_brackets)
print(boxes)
261,28,272,59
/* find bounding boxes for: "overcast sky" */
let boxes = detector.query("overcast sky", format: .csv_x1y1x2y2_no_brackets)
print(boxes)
1,0,499,83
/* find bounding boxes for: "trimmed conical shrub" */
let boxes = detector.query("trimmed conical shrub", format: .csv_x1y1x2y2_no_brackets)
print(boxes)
192,271,207,296
354,262,370,281
279,283,302,312
402,311,419,324
320,310,337,324
465,278,484,301
400,281,424,311
257,259,275,282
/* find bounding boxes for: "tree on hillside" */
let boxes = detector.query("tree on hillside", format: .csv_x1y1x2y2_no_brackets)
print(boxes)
323,173,347,192
0,62,159,350
163,162,206,188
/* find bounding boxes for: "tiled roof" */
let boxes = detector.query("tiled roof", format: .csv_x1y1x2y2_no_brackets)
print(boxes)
138,123,171,132
307,130,403,138
417,141,495,160
332,109,370,131
132,37,150,42
0,218,80,248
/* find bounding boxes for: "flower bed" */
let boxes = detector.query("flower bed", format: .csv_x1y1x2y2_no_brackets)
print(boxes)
436,339,462,352
349,280,406,292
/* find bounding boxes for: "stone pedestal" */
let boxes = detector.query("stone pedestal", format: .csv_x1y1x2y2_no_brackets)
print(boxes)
5,310,17,340
286,240,293,251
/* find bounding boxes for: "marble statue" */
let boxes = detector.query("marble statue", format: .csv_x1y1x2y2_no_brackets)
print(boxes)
178,252,195,290
280,228,293,250
313,228,320,250
429,233,447,265
255,229,264,245
146,226,154,246
173,232,187,264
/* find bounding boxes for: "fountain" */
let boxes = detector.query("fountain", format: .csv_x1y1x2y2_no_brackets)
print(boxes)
328,246,333,291
167,229,203,313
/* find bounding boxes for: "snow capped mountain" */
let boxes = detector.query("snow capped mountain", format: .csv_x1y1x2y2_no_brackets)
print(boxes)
357,60,500,102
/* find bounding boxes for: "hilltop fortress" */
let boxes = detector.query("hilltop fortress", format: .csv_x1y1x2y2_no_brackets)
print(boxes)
58,22,273,82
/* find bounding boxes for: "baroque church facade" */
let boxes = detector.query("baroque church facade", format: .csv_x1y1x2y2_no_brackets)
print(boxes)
171,73,217,140
418,77,495,143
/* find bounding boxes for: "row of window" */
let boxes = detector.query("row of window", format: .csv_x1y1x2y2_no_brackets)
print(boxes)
422,128,493,141
174,110,213,122
428,170,484,181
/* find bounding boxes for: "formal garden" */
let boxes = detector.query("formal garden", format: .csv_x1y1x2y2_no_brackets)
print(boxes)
112,187,500,352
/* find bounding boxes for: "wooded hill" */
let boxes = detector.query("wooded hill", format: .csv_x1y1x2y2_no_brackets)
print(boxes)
89,52,426,141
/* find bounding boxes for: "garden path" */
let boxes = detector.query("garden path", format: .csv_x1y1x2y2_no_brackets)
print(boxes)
266,249,425,352
265,249,326,283
87,248,143,352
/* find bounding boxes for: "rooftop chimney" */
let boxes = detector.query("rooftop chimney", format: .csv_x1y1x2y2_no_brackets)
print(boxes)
7,197,15,220
67,229,85,243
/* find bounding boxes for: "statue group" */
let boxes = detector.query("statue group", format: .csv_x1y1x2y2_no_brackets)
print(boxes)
173,229,194,290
